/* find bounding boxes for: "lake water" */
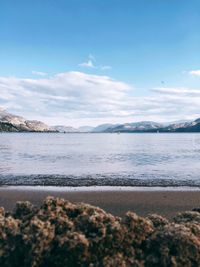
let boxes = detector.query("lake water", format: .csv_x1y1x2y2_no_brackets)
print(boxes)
0,133,200,187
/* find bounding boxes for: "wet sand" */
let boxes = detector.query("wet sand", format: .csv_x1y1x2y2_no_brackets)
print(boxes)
0,187,200,218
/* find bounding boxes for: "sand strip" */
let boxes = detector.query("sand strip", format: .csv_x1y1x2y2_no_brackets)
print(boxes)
1,186,200,218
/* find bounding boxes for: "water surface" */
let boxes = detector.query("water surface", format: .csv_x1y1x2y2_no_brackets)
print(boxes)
0,133,200,186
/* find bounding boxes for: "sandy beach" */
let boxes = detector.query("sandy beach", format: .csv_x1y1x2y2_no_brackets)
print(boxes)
1,186,200,218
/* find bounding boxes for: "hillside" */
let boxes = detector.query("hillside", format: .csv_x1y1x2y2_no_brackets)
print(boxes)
0,109,55,132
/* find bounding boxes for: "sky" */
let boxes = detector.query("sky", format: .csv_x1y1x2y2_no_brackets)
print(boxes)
1,0,200,127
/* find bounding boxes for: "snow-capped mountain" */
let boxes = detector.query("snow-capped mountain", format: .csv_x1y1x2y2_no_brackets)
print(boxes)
104,121,164,132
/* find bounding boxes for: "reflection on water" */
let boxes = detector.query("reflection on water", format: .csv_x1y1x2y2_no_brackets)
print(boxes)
0,133,200,186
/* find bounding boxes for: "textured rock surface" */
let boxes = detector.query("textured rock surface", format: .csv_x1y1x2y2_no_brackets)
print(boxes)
0,197,200,267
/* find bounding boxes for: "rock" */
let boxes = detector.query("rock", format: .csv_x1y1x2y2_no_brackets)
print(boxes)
1,197,200,266
146,214,169,228
173,211,200,224
0,213,22,267
145,223,200,267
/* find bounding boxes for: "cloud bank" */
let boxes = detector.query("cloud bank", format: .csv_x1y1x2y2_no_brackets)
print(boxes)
0,71,200,126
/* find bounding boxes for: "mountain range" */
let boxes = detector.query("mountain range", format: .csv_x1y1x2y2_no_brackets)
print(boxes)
0,108,200,133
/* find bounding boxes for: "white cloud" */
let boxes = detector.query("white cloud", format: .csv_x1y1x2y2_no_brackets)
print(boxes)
152,87,200,96
0,72,200,126
78,55,112,71
78,60,95,68
189,70,200,76
0,72,131,125
32,71,48,76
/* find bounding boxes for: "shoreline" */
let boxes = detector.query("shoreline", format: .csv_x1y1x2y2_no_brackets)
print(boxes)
1,186,200,218
1,185,200,191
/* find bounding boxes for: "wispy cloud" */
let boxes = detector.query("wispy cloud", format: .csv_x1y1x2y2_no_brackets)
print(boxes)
100,65,112,70
153,87,200,96
32,71,48,76
78,60,95,68
189,70,200,76
78,55,112,71
88,54,96,61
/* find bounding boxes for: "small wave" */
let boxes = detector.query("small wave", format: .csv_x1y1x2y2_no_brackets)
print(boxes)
0,174,200,187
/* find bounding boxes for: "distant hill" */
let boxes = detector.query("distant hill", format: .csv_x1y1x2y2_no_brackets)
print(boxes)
92,124,119,133
89,119,200,133
162,119,192,126
0,109,55,132
53,125,79,133
0,121,19,132
101,119,200,133
158,119,200,133
78,126,94,132
105,121,163,133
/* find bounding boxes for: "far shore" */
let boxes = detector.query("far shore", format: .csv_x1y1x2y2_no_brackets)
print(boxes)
1,186,200,218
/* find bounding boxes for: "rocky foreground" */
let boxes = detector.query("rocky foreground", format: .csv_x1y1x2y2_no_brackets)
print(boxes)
1,197,200,267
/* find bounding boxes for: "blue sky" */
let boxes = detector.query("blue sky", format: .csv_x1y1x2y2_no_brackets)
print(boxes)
1,0,200,126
